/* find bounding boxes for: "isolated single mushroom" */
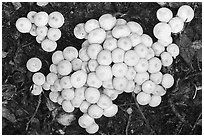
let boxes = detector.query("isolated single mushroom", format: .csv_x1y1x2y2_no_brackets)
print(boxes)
48,11,65,28
16,17,32,33
87,28,106,44
87,72,102,88
168,17,184,33
41,38,57,52
134,72,149,85
57,60,72,76
27,11,37,23
103,103,118,117
74,23,87,39
177,5,194,22
149,95,162,107
34,11,49,27
153,22,171,40
85,122,99,134
88,104,104,119
127,21,143,35
84,87,101,104
32,72,46,86
161,73,174,89
156,7,173,22
85,19,100,33
26,57,42,72
136,92,151,105
95,65,113,81
166,43,180,58
97,94,113,109
62,100,75,113
99,14,117,30
47,28,62,41
141,80,156,94
70,70,87,88
78,113,95,129
31,84,43,95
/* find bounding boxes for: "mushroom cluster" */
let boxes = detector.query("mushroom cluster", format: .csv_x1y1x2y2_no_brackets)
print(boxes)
24,4,194,134
16,10,64,52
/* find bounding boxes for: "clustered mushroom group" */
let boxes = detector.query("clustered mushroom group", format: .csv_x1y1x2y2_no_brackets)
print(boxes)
16,4,194,134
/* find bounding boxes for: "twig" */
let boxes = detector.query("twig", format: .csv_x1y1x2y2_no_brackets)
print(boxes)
125,114,132,135
26,94,42,131
190,112,202,134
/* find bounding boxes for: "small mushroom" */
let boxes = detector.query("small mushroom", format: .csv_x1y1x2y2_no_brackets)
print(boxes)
41,38,57,52
136,92,151,105
34,11,49,27
48,11,65,28
177,5,194,22
16,17,32,33
88,104,103,119
84,87,101,104
168,17,184,33
26,57,42,72
32,72,46,86
156,7,173,22
99,14,117,30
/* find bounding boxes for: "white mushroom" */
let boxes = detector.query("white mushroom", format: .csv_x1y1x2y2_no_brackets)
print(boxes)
48,11,64,28
85,19,100,33
87,28,106,44
41,38,57,52
57,60,72,76
85,122,99,134
70,70,87,88
153,22,171,40
95,65,113,81
156,7,173,22
99,14,117,30
31,84,43,95
87,72,102,88
32,72,46,86
27,11,37,23
112,62,128,77
161,73,174,89
117,36,132,51
47,28,62,41
112,24,131,39
136,92,151,105
16,17,32,33
97,94,113,109
84,87,101,104
166,43,180,58
60,75,72,89
103,103,118,117
149,95,162,107
63,46,79,61
88,104,103,119
97,49,112,66
177,5,194,22
61,88,75,100
160,51,173,67
168,17,184,33
78,113,95,129
112,77,128,91
74,23,87,39
34,11,49,27
26,57,42,72
62,100,75,113
127,21,143,35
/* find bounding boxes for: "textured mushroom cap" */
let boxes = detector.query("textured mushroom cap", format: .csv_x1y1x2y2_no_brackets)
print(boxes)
149,95,162,107
85,19,100,33
103,104,118,117
34,11,49,27
78,113,95,129
32,72,46,86
136,92,151,105
88,28,106,44
88,104,104,119
48,11,64,28
47,28,62,41
99,14,117,30
156,7,173,22
153,22,171,39
177,5,194,22
85,122,99,134
74,23,87,39
127,21,143,35
168,17,184,33
161,73,174,89
41,39,57,52
16,17,32,33
26,57,42,72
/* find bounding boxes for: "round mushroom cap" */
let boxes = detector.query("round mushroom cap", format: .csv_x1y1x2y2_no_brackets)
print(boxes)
34,11,49,27
27,11,37,23
103,89,118,100
87,44,103,60
112,63,128,78
136,92,151,105
95,65,113,81
62,100,75,113
88,59,99,72
41,38,57,52
36,26,48,38
52,50,64,65
97,49,112,66
153,22,171,40
112,24,131,39
71,58,83,71
134,43,148,58
141,34,153,48
134,58,149,73
36,2,49,7
117,36,132,51
148,57,162,73
161,73,174,89
129,33,142,47
57,60,72,76
63,46,79,61
29,24,38,36
166,43,180,58
36,35,46,44
88,28,106,44
48,11,64,28
99,14,117,30
103,37,117,51
85,122,99,134
97,94,113,109
149,95,162,107
26,57,42,72
160,52,173,67
168,17,184,33
60,75,72,89
124,80,135,93
113,77,128,91
142,80,156,94
88,104,103,119
46,72,58,85
85,19,100,33
32,72,46,86
47,28,62,41
112,48,125,63
152,84,166,96
70,70,87,88
78,113,95,129
177,5,194,22
74,23,87,39
116,18,127,25
49,91,59,102
87,72,102,88
127,21,143,35
134,72,149,85
80,100,91,113
124,50,140,66
103,103,118,117
16,17,32,33
157,36,173,47
61,88,75,100
85,87,101,104
150,72,163,84
156,7,173,22
31,84,43,95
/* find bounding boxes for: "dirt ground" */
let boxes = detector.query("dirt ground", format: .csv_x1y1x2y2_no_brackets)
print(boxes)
2,2,202,135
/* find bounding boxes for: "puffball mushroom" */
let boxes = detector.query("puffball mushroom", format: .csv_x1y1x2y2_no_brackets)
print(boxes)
52,50,64,65
117,36,132,51
57,60,72,76
136,92,151,105
49,91,59,102
177,5,194,22
161,73,174,89
61,88,75,100
60,75,72,89
27,11,37,23
160,52,173,67
85,122,99,134
84,87,101,104
34,11,49,27
148,57,162,73
16,17,32,33
47,28,62,41
32,72,46,86
124,50,140,66
48,11,65,28
97,94,113,109
99,14,117,30
70,70,87,88
62,100,75,113
87,72,102,88
112,24,131,39
112,48,125,63
153,22,171,40
88,104,104,119
26,57,42,72
141,34,153,48
149,95,162,107
156,7,173,22
103,89,118,100
80,100,91,113
134,58,149,73
41,38,57,52
88,59,99,72
87,44,103,60
63,46,79,61
71,58,83,71
31,84,43,95
141,80,156,94
166,43,180,58
127,21,143,35
103,103,118,117
95,65,113,81
85,19,100,33
74,23,87,39
134,72,149,85
112,62,128,77
168,17,184,33
113,77,128,91
88,28,106,44
36,26,48,38
103,37,117,51
46,72,58,85
78,113,95,129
